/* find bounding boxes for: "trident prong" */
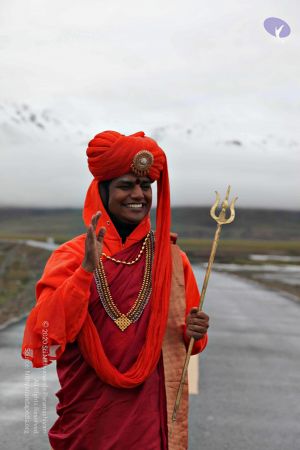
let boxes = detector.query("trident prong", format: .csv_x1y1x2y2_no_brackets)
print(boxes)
210,185,238,225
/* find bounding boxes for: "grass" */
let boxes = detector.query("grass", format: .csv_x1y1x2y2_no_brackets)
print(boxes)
0,242,50,325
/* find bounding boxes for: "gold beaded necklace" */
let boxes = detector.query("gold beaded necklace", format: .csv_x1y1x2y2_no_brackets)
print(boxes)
101,231,151,265
94,231,154,331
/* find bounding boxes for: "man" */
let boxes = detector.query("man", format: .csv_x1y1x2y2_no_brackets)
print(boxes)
22,130,209,450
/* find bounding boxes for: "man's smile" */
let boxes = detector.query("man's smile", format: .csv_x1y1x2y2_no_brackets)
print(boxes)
123,203,146,209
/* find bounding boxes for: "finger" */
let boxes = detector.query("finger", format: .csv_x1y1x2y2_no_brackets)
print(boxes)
186,325,207,336
187,324,208,334
188,318,209,327
86,224,93,238
198,311,209,318
192,310,209,320
190,307,199,315
188,321,209,331
91,211,102,230
97,226,106,242
91,212,101,230
189,314,209,323
186,330,206,341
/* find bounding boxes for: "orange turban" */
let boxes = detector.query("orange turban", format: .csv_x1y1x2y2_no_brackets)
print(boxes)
86,130,166,182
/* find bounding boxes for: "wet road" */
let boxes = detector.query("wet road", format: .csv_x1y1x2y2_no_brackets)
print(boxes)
188,268,300,450
0,270,299,450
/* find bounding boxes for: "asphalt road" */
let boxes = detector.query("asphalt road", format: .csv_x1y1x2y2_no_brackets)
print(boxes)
0,269,299,450
189,268,300,450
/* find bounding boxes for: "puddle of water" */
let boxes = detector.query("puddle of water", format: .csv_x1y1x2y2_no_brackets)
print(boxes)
255,273,300,286
250,255,300,262
201,262,300,287
205,263,300,273
24,240,58,251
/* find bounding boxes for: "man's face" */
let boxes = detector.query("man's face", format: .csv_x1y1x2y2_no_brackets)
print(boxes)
108,173,152,225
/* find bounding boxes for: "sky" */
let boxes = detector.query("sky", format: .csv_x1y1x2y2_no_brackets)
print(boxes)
0,0,299,209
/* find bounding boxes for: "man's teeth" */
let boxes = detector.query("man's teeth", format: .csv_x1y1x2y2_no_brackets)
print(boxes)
127,204,143,208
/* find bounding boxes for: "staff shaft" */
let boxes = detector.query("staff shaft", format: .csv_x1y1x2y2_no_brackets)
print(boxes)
199,223,222,310
171,223,222,424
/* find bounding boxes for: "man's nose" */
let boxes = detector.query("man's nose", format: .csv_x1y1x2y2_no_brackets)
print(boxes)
130,184,144,199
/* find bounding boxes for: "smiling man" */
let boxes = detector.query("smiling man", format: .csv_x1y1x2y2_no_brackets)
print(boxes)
22,130,209,450
101,174,153,227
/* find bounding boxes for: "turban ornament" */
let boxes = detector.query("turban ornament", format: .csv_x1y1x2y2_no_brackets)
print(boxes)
131,150,154,176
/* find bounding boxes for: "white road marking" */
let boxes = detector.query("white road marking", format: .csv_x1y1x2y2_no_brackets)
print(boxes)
188,354,199,394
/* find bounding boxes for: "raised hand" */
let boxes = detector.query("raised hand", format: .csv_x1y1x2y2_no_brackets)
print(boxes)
81,211,106,273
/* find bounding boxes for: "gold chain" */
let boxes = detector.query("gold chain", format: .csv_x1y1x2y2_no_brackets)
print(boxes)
101,231,151,265
94,231,154,331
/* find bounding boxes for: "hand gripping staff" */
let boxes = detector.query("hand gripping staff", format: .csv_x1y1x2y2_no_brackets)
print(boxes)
171,186,238,433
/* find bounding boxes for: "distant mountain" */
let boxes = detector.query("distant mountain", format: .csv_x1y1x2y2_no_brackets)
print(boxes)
0,100,299,209
0,101,85,140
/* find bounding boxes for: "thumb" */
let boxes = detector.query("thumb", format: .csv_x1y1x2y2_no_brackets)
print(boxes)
190,307,199,315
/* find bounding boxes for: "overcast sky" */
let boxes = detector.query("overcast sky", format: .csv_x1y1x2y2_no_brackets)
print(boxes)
0,0,299,209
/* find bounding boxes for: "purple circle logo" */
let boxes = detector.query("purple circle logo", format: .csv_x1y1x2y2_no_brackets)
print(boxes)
263,17,291,38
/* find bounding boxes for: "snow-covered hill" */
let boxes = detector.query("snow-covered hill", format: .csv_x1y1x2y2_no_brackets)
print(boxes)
0,99,299,209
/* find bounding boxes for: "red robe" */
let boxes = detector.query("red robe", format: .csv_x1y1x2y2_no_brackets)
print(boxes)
22,210,207,449
49,241,169,449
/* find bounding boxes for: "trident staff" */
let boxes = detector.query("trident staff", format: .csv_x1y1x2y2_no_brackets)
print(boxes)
171,185,238,428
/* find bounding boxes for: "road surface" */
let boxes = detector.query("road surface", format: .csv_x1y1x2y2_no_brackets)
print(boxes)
188,268,300,450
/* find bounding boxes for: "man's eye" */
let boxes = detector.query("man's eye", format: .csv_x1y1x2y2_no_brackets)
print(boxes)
141,184,151,190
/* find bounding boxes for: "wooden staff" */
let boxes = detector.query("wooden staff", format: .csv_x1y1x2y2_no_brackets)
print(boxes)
171,185,238,431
